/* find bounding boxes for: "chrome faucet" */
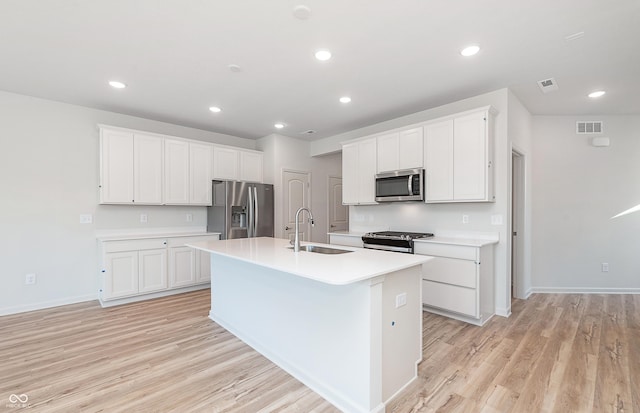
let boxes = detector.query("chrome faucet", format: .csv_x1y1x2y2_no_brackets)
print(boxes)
292,207,314,252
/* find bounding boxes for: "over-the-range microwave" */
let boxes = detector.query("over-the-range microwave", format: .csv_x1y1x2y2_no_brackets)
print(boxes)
375,168,424,202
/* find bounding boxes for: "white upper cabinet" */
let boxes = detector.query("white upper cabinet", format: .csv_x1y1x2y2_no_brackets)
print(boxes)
163,139,190,205
213,146,239,180
240,150,264,183
424,108,494,203
133,133,163,204
376,127,424,173
189,142,213,205
100,128,134,204
424,120,454,202
99,125,258,206
342,137,377,205
100,128,162,205
213,146,264,183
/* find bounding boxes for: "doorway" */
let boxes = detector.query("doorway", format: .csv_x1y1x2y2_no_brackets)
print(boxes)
327,176,348,238
282,169,311,242
511,149,525,299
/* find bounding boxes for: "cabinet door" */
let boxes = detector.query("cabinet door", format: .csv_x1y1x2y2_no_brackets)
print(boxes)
342,143,359,205
376,132,400,173
213,147,239,180
100,129,134,204
195,250,211,283
240,151,263,183
399,127,424,170
164,139,190,204
358,138,378,204
453,112,487,201
138,248,168,293
169,246,196,288
189,142,213,205
104,251,138,299
424,120,454,202
134,134,163,205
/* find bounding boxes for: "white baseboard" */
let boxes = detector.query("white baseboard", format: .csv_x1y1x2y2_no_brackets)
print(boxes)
0,293,98,316
530,287,640,294
495,307,511,317
524,288,533,299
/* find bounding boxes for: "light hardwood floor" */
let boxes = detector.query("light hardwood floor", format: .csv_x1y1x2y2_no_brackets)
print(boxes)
1,291,638,413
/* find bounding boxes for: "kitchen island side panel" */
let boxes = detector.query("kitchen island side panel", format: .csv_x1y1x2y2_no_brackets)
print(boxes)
208,254,382,413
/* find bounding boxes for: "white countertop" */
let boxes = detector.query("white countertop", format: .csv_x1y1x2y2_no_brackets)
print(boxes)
327,231,365,237
187,237,430,286
97,231,221,242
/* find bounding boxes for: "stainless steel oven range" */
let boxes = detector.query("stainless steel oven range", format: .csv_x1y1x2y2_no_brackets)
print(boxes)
362,231,433,254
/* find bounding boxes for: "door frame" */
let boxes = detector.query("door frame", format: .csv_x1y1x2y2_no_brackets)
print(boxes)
327,175,348,239
281,168,312,240
510,146,526,300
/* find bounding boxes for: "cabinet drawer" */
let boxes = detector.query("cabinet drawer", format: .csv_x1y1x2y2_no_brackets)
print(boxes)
414,242,477,260
103,238,167,253
422,280,477,318
167,235,220,248
422,257,477,288
329,234,363,248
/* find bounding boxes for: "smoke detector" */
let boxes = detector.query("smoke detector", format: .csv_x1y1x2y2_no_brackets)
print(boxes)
537,78,559,94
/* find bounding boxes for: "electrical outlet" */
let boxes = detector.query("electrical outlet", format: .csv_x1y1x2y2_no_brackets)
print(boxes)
395,292,407,308
491,214,503,225
79,214,93,224
602,263,609,272
462,215,469,224
186,213,193,222
140,214,148,223
25,273,36,285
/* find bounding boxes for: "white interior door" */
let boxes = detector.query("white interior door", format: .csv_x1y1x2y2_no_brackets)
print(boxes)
328,176,348,236
283,170,310,242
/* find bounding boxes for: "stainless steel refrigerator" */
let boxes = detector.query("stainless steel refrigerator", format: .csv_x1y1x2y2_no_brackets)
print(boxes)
206,181,274,239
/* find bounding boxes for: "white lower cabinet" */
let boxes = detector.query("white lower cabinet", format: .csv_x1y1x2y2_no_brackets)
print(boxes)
168,236,215,287
99,233,220,306
415,240,495,326
328,233,364,248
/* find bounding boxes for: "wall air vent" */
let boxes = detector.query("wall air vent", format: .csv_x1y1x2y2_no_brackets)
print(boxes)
537,78,559,94
576,121,603,134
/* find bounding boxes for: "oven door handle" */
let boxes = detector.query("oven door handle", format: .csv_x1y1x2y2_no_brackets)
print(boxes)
363,243,412,254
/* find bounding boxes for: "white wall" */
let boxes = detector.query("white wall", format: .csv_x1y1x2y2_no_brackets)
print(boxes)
532,115,640,292
0,91,256,315
507,90,533,298
311,88,533,316
257,134,342,244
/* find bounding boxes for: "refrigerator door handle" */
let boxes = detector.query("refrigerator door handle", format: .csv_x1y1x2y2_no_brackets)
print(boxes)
247,187,254,237
254,186,259,236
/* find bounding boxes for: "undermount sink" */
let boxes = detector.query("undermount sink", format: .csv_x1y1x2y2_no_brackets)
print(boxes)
288,245,353,255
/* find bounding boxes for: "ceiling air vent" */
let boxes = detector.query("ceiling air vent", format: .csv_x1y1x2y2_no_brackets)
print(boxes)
537,78,559,94
300,130,316,135
576,121,603,134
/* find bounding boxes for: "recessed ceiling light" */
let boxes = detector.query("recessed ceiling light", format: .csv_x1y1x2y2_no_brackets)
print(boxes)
315,50,332,61
274,123,285,129
460,45,480,57
339,96,351,103
209,106,222,113
108,81,126,89
293,5,311,20
588,90,606,98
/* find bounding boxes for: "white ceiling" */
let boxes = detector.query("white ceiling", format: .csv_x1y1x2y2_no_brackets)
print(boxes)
1,0,638,140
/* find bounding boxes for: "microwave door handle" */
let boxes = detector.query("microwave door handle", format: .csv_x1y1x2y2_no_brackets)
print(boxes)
408,175,413,194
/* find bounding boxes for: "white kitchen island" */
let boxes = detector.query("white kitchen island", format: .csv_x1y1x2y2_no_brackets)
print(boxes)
187,237,431,413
